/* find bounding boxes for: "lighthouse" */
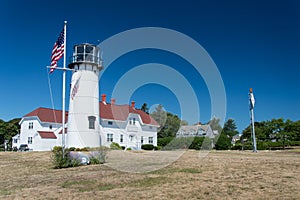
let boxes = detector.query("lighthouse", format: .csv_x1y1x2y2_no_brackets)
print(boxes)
67,43,103,148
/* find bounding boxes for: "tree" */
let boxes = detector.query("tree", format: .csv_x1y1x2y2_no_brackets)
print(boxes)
150,105,185,138
150,104,167,130
222,118,239,140
215,133,231,150
140,103,149,114
208,117,222,133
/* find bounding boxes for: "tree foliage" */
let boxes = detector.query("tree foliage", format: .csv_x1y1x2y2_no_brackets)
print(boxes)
150,104,185,138
0,118,20,147
208,117,222,134
242,118,300,150
140,103,149,114
222,118,239,140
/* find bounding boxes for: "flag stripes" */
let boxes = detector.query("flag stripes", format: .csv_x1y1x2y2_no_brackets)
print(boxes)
50,28,65,73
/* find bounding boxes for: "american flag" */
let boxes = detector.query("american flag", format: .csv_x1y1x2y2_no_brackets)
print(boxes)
50,28,65,73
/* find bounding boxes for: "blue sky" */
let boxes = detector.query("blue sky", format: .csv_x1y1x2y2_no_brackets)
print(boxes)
0,0,299,132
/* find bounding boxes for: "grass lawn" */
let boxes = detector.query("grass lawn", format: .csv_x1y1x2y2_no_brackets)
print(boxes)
0,149,299,199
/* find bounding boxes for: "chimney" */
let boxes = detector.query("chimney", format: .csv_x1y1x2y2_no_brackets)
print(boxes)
131,101,135,109
101,94,106,104
111,98,116,105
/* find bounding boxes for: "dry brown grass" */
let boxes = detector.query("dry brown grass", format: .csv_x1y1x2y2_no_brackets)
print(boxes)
0,149,299,199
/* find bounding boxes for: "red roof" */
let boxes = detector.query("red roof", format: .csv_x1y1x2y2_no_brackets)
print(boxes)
38,131,57,139
24,104,159,126
24,107,68,124
100,102,159,126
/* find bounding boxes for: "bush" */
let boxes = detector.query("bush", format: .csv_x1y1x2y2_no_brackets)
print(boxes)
158,137,174,147
163,137,194,150
97,146,109,164
90,156,101,164
215,133,231,150
69,147,76,151
189,137,204,150
142,144,154,150
110,142,122,150
51,146,80,169
154,146,161,150
290,141,300,146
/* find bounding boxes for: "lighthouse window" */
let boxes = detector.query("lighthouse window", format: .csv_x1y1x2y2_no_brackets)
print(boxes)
77,46,84,53
88,116,96,129
85,46,93,54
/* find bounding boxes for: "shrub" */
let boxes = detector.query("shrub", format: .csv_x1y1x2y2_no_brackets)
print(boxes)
90,156,101,164
69,147,76,151
290,141,300,146
158,137,174,147
189,137,204,150
110,142,122,150
142,144,154,150
154,146,161,150
51,146,80,169
163,137,194,150
215,133,231,150
97,146,109,164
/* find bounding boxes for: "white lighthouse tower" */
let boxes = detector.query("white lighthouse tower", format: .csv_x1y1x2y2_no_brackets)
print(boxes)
67,43,103,148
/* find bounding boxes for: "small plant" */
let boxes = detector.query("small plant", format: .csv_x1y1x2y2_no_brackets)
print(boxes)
110,142,122,150
95,146,109,164
90,156,101,164
51,146,80,169
142,144,154,150
69,147,76,151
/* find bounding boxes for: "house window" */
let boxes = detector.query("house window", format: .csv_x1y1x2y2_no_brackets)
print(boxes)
108,121,113,125
148,137,153,144
13,139,18,144
28,122,33,129
49,125,52,130
149,126,153,129
129,135,134,142
120,134,123,143
133,118,136,125
28,137,33,144
107,133,113,142
129,118,132,125
88,116,96,129
141,136,144,144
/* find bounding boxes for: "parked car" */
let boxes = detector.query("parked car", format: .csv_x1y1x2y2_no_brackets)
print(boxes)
19,144,29,151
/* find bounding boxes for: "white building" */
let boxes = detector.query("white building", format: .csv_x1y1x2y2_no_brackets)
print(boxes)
13,43,159,151
13,100,158,151
176,124,218,138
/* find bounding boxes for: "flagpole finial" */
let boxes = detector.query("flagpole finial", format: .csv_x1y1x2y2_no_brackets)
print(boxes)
249,87,253,93
64,21,67,24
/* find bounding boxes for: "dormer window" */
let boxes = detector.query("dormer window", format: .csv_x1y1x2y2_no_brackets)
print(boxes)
28,122,33,130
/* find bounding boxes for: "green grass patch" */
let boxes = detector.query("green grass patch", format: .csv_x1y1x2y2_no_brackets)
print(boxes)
150,167,202,175
62,179,115,192
0,188,11,196
178,168,202,174
128,176,170,188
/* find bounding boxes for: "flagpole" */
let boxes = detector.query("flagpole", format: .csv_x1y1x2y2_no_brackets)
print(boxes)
62,21,67,156
249,88,257,152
